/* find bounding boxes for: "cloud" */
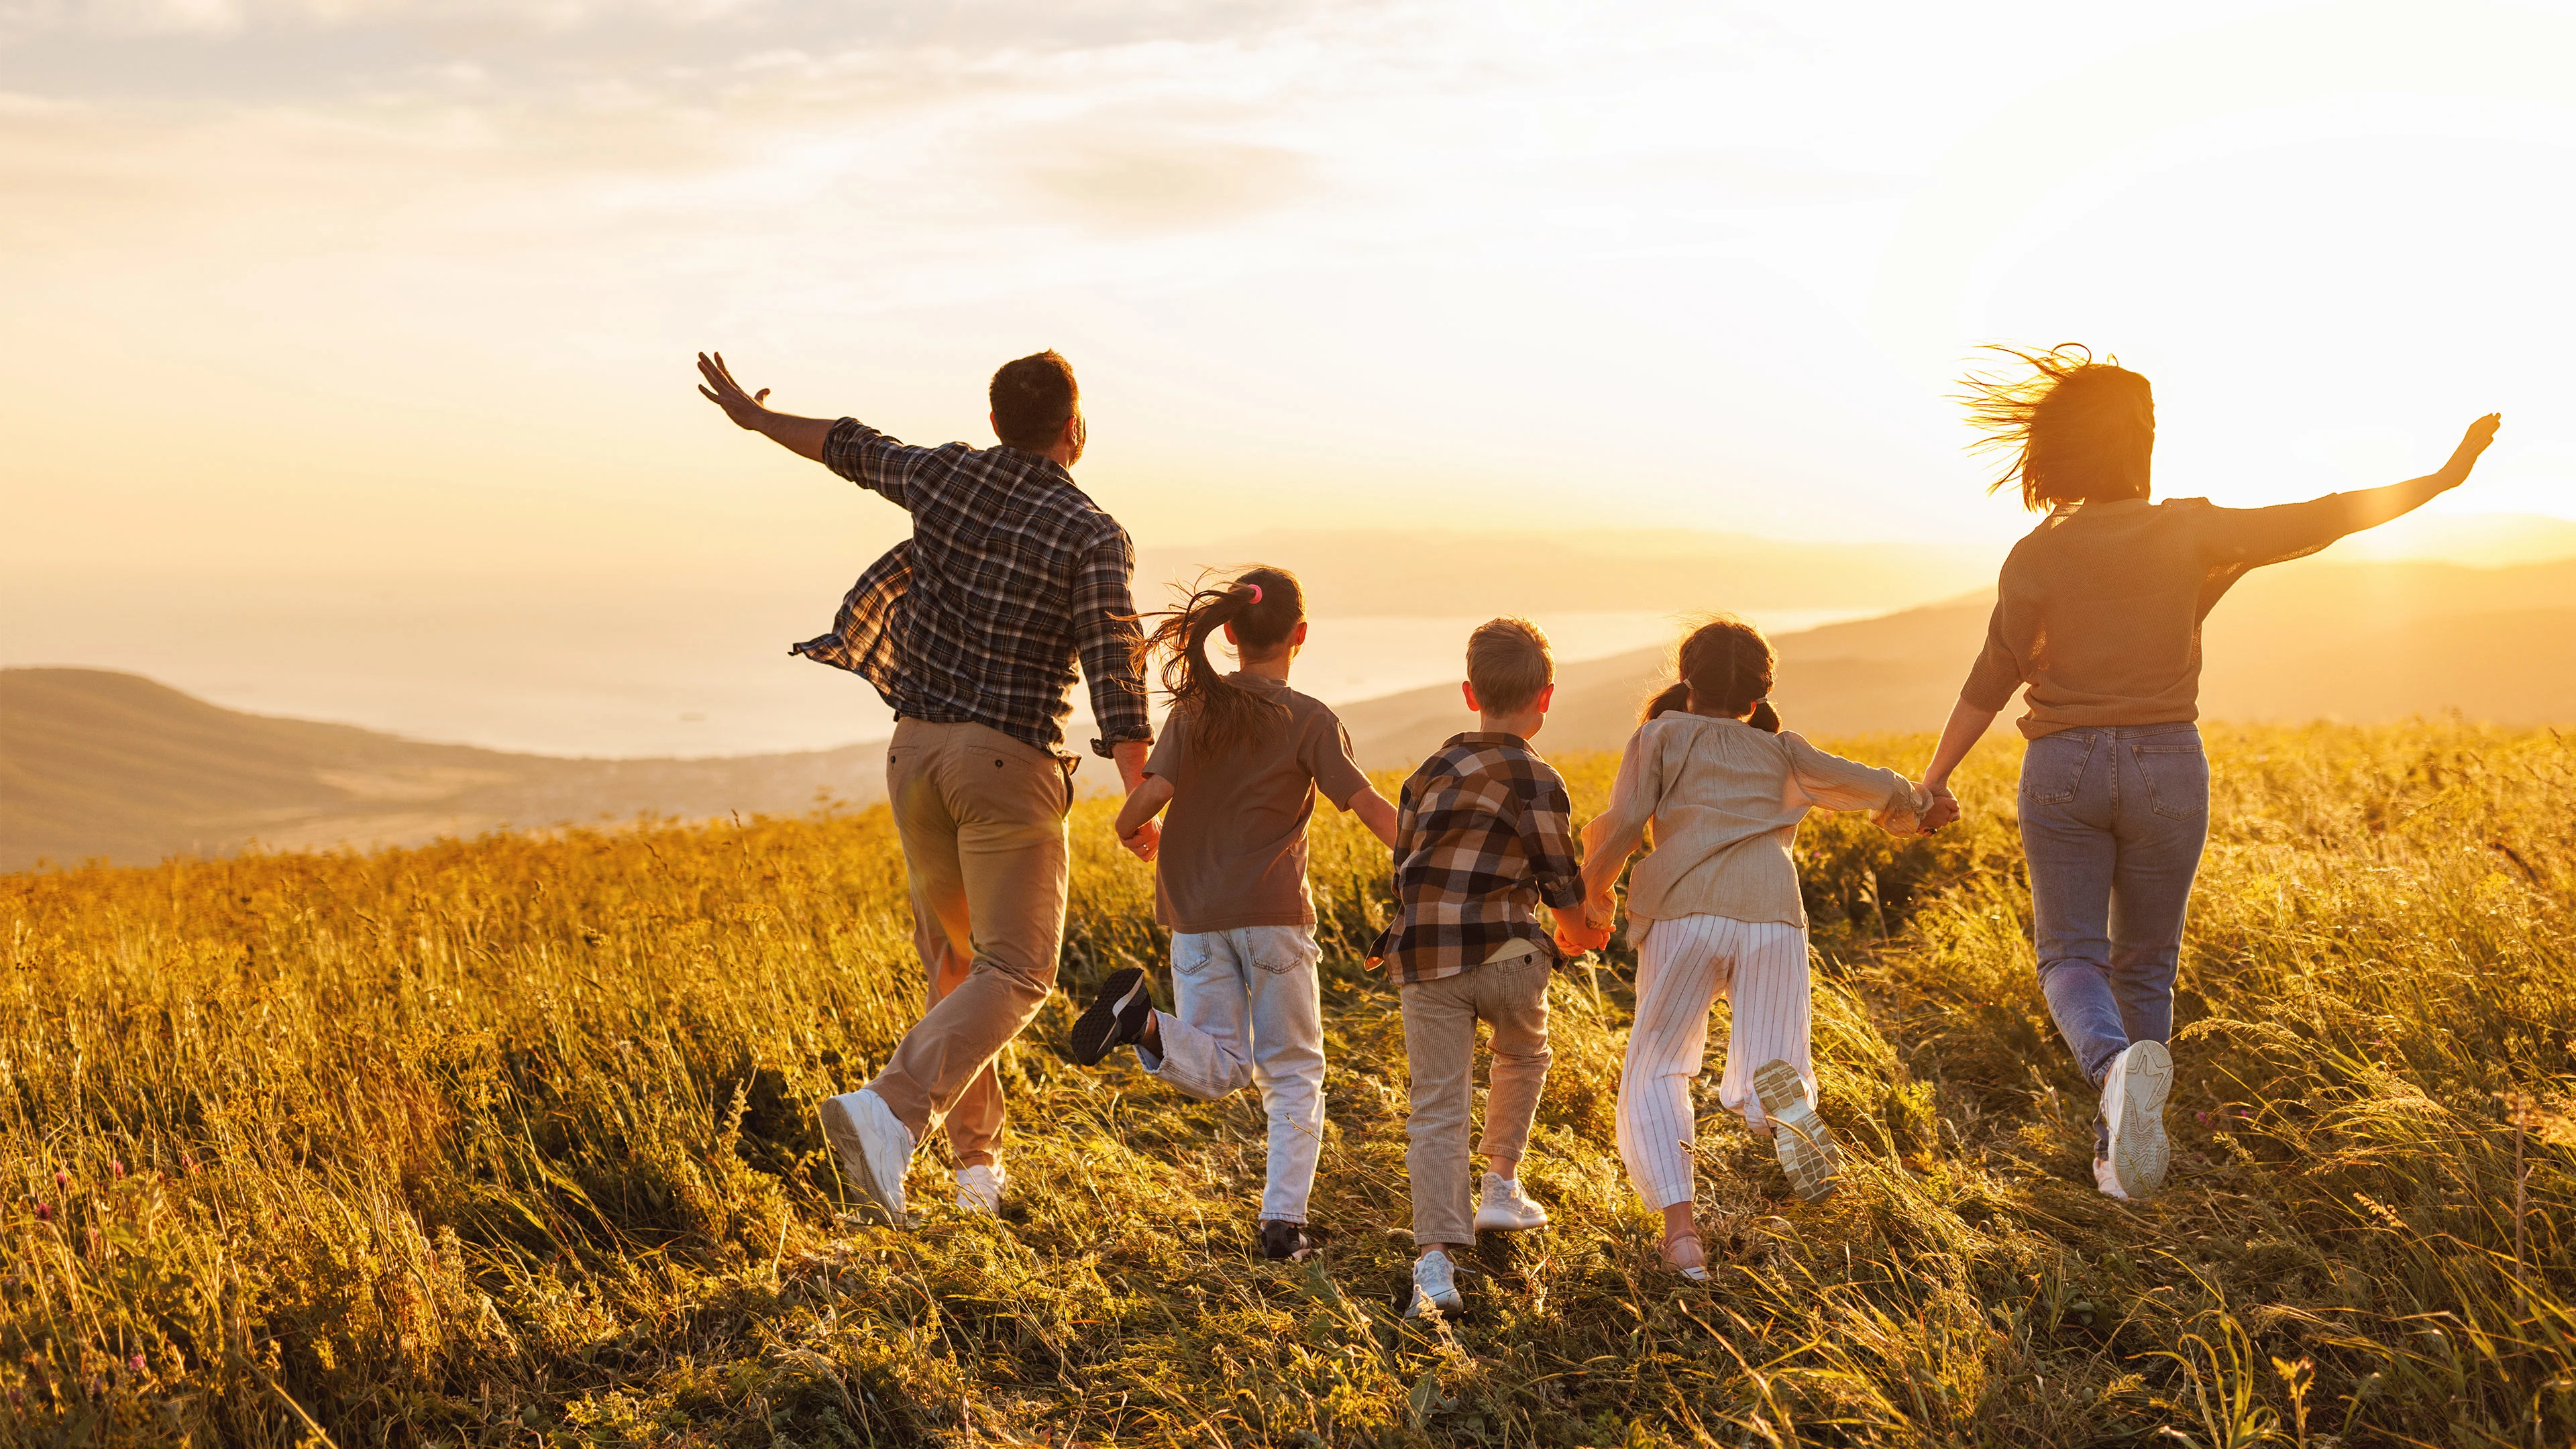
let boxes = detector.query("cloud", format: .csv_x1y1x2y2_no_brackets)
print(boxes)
1016,134,1318,231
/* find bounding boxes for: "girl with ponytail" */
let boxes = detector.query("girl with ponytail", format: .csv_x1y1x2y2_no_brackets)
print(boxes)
1580,615,1933,1277
1066,566,1401,1261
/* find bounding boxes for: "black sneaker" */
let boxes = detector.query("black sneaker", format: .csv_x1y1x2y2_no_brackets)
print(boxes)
1067,967,1153,1066
1260,1220,1316,1260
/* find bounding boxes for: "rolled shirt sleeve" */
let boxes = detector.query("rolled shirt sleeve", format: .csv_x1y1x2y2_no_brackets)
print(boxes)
1514,769,1589,912
1073,526,1151,757
820,418,938,506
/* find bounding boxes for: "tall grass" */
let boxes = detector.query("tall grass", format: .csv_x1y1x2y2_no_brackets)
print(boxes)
3,722,2571,1446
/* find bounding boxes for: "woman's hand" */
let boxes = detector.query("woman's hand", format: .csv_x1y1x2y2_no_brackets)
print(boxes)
1920,784,1961,835
2439,413,2504,488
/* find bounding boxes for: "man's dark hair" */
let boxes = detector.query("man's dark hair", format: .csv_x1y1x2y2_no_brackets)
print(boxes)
990,351,1079,452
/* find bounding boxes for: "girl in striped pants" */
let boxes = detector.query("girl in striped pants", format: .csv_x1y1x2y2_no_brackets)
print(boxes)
1579,616,1934,1279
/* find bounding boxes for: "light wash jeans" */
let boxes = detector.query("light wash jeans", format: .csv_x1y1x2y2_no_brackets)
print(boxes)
2019,722,2209,1152
1135,924,1327,1224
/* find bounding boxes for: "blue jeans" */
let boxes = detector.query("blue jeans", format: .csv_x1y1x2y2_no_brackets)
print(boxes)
2019,722,2208,1149
1136,925,1328,1224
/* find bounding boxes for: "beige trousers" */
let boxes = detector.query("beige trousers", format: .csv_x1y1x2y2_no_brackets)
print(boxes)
1398,952,1553,1248
866,718,1073,1168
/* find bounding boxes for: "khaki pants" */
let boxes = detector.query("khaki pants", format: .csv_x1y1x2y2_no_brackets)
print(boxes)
1399,953,1553,1248
866,718,1073,1168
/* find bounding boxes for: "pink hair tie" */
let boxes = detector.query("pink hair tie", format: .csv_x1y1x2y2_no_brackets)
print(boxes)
1244,583,1263,604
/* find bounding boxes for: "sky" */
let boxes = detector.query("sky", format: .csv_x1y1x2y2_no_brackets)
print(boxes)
5,0,2574,754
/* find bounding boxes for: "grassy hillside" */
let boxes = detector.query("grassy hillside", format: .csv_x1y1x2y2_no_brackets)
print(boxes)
0,669,888,871
1338,558,2576,767
4,720,2573,1445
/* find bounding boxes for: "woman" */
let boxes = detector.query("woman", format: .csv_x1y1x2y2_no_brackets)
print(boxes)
1916,345,2500,1201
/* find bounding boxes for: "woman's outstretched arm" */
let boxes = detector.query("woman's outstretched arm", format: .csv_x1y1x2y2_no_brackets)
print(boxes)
2215,414,2504,564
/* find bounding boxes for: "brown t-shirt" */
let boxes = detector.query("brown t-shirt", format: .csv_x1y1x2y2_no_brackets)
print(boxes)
1961,492,2377,738
1144,674,1374,934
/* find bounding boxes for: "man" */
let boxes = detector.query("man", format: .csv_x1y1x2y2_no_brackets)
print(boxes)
695,347,1154,1226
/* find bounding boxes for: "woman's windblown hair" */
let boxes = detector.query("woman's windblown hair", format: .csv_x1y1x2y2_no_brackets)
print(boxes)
1131,565,1305,759
1956,344,2155,512
1643,614,1780,733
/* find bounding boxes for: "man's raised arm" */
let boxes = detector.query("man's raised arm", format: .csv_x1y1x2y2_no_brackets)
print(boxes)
696,352,836,462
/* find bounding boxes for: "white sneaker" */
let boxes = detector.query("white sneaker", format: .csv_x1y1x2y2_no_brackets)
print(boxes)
2093,1157,2129,1200
955,1163,1006,1217
818,1088,914,1226
1405,1249,1463,1320
1472,1173,1550,1232
1752,1059,1843,1202
2100,1040,2173,1200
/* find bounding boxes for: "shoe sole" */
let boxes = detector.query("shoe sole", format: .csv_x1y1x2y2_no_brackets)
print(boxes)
2106,1040,2174,1199
818,1095,902,1226
1067,967,1148,1066
1472,1209,1550,1234
1753,1060,1841,1203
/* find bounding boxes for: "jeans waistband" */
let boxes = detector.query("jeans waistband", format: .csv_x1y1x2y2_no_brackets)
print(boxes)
2039,720,2200,741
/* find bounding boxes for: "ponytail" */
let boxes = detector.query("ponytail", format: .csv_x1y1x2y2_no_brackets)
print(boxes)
1641,613,1780,733
1131,565,1306,759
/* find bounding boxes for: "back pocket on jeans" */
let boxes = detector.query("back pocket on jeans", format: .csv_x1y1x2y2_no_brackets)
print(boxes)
2132,743,2208,821
2021,733,2096,806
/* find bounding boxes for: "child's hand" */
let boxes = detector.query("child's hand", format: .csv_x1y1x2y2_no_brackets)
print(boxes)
1919,785,1961,835
1121,820,1161,862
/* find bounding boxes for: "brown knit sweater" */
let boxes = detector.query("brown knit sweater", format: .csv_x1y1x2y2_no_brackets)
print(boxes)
1961,492,2381,738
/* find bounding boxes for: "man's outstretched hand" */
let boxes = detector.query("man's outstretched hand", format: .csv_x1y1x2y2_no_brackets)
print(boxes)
696,352,773,427
695,352,834,462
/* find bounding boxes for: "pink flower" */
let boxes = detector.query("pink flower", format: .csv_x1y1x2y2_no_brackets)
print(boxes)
31,1201,50,1221
110,1161,125,1180
52,1171,67,1191
129,1354,146,1373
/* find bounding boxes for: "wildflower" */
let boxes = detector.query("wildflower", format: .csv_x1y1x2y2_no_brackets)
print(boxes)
52,1170,67,1191
180,1151,199,1175
32,1201,50,1222
110,1161,125,1179
129,1354,146,1374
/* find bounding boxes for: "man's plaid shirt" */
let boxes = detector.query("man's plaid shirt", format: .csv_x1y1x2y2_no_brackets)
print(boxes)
792,419,1150,759
1370,732,1587,984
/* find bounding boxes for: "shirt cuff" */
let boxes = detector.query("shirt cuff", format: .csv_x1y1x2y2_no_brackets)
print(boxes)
1091,732,1150,759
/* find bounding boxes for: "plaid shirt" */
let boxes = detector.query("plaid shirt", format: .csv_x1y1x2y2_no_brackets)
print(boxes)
792,419,1150,759
1370,732,1587,984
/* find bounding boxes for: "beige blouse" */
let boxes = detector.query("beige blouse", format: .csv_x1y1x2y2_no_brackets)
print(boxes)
1580,714,1929,929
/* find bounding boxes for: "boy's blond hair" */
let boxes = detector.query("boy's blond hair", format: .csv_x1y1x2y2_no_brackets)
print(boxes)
1466,616,1554,714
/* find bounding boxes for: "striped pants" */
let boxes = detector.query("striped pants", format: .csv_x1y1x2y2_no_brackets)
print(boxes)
1615,914,1813,1212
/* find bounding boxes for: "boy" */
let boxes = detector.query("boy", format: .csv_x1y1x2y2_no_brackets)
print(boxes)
1371,617,1607,1319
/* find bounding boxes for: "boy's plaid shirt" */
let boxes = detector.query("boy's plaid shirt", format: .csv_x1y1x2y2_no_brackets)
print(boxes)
1370,732,1587,983
792,418,1150,760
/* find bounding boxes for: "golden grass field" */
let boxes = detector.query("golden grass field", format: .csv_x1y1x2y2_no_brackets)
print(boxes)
5,722,2573,1446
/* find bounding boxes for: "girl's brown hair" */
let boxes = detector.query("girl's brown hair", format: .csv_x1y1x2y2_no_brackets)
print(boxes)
1956,343,2154,512
1643,614,1780,733
1132,565,1305,759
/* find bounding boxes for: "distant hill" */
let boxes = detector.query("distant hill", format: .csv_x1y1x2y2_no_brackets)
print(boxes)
1134,529,1996,616
0,669,887,871
1334,557,2576,769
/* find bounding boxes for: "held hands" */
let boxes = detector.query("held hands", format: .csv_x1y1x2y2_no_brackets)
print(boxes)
1919,783,1961,835
2440,413,2504,488
1120,820,1161,863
